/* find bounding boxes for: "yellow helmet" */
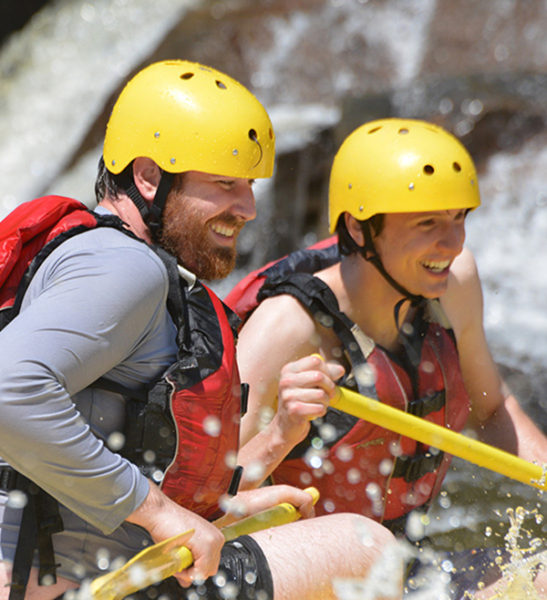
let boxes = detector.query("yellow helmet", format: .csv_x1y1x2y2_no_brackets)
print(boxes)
328,118,480,232
103,60,275,179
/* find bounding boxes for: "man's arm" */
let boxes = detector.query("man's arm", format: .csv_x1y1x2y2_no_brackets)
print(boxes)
0,234,172,530
441,248,547,463
237,294,343,488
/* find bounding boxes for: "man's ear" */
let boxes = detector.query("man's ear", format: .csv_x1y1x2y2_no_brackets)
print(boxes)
132,157,161,202
344,213,365,247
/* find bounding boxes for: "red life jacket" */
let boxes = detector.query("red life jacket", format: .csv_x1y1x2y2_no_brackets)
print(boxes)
225,236,471,526
128,278,243,520
1,195,242,519
158,285,242,517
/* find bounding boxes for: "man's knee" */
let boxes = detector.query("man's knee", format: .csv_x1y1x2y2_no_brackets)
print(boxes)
335,513,398,547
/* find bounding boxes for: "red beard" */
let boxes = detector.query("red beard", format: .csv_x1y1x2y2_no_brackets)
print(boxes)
159,195,243,281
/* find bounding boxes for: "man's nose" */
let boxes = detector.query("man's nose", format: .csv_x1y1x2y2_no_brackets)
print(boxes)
439,222,465,253
232,183,256,222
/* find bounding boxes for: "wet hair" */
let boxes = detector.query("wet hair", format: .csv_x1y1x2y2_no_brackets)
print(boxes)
336,213,385,256
95,156,123,202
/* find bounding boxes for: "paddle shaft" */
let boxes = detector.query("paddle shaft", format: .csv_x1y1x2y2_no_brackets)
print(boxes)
331,386,546,491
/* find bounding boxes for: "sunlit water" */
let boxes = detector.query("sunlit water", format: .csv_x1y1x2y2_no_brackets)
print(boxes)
1,1,545,598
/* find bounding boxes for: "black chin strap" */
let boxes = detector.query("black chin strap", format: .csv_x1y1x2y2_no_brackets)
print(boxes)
359,219,430,404
359,220,423,306
358,219,427,345
118,166,174,241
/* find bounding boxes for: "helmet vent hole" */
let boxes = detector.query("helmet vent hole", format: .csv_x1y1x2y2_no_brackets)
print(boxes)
423,164,435,175
180,72,194,80
368,126,382,134
398,128,409,135
452,162,462,172
248,129,258,142
216,80,227,89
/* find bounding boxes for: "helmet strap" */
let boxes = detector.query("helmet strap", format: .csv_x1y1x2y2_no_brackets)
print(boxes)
359,220,424,306
147,171,174,240
117,166,174,241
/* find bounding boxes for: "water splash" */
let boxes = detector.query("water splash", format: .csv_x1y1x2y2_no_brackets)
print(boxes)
0,0,198,217
462,505,545,599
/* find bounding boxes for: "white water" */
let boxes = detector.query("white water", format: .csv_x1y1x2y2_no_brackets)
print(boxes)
0,0,199,215
466,134,547,376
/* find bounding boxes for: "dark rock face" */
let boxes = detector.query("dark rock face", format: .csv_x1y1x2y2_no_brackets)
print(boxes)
0,0,53,48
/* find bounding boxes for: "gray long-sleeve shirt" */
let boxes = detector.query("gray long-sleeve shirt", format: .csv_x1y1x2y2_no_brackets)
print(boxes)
0,206,178,576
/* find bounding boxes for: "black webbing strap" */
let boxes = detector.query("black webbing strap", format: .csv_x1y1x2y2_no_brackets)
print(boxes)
118,168,174,242
2,470,63,600
391,450,445,482
258,271,378,401
9,480,38,600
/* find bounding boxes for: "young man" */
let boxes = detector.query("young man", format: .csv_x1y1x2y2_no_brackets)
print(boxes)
0,62,400,600
229,118,547,597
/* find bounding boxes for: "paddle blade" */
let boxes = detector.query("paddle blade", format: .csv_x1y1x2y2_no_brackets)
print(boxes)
90,529,194,600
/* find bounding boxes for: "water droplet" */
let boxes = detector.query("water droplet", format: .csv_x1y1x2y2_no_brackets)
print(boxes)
7,490,27,509
347,468,361,484
309,455,323,469
441,560,454,573
224,450,237,469
379,458,393,476
203,415,221,437
107,431,125,451
96,548,110,571
244,572,257,585
335,444,353,462
246,460,265,482
319,423,336,442
311,436,324,450
143,449,156,464
365,482,381,501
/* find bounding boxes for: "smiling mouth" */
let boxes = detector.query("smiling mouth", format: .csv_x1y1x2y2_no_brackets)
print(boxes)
211,222,236,238
421,259,451,273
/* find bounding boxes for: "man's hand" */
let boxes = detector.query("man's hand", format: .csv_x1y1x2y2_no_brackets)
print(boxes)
217,484,317,527
274,354,344,446
126,480,225,587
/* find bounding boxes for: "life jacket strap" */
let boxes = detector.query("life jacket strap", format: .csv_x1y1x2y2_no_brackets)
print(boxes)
0,468,63,600
407,390,445,418
391,450,445,483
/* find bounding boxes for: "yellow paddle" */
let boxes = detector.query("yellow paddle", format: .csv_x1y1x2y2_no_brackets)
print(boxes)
331,385,546,491
90,486,319,600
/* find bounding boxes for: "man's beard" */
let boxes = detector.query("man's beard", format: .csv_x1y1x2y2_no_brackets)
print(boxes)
158,196,242,281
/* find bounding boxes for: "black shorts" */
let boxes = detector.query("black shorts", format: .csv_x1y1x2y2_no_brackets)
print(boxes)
132,535,273,600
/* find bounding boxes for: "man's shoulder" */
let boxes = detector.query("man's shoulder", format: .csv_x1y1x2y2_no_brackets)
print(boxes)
42,225,169,289
442,248,483,337
247,292,317,338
